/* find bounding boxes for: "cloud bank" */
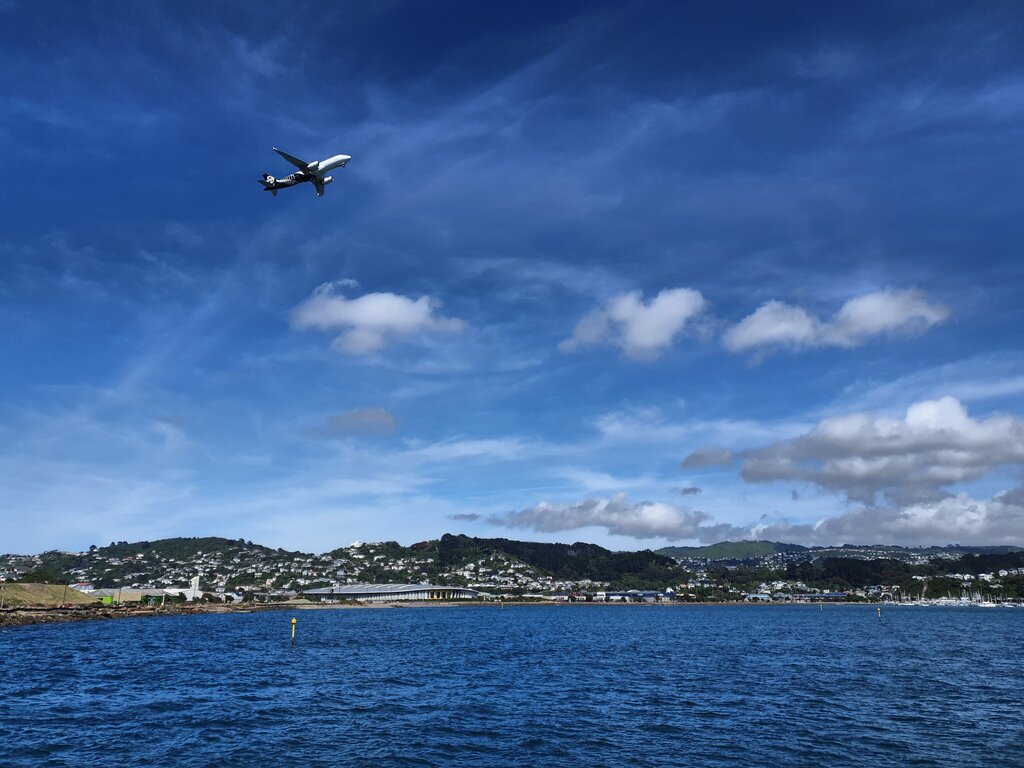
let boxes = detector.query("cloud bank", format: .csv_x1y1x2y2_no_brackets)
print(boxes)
739,396,1024,504
749,490,1024,547
723,289,949,354
682,396,1024,546
292,283,464,354
560,288,707,361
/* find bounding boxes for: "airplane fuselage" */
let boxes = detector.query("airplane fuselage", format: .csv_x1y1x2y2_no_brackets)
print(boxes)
308,154,351,175
260,149,352,197
265,172,309,189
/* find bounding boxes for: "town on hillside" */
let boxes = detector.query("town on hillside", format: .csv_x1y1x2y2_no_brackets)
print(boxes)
2,535,1023,606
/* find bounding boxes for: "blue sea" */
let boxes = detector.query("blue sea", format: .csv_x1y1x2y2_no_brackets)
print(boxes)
2,605,1022,767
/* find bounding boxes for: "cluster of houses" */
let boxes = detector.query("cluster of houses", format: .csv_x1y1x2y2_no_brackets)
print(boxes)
0,543,605,602
5,542,1021,605
939,568,1024,583
673,545,971,572
72,576,211,605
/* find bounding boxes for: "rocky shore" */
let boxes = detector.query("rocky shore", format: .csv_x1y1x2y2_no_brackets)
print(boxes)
0,603,254,629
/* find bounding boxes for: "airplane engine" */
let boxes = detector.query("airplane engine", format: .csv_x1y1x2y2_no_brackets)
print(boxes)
322,176,334,186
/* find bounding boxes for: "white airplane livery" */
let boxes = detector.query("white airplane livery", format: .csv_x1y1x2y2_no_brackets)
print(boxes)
259,147,352,197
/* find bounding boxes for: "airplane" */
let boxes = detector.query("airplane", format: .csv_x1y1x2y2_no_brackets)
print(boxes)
259,147,352,197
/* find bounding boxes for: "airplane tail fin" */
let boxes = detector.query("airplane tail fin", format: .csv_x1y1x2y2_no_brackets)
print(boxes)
259,173,278,196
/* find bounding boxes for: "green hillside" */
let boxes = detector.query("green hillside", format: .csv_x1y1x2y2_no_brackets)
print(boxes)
39,537,285,570
36,537,300,589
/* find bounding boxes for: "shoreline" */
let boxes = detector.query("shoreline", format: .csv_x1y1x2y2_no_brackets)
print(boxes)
0,599,875,629
0,603,256,630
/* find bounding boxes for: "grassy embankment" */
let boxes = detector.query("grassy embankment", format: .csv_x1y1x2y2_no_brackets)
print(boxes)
0,583,98,608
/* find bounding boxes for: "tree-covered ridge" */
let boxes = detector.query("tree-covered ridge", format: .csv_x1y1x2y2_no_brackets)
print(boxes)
436,534,682,587
657,541,1023,563
657,541,806,560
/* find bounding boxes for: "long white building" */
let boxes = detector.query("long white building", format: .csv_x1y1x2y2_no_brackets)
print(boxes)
303,583,479,603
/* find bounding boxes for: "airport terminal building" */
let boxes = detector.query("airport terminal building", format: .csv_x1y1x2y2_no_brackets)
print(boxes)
303,583,480,603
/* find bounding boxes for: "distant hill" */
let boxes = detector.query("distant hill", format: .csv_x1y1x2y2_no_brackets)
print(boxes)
7,535,1023,594
41,537,292,571
937,545,1024,555
657,541,807,560
434,533,682,588
29,537,301,590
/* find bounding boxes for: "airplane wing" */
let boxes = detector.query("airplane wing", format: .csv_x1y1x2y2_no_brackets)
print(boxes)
313,179,325,197
273,147,309,171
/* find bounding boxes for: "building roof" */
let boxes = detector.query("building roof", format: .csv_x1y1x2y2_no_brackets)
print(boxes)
303,583,478,596
91,588,166,598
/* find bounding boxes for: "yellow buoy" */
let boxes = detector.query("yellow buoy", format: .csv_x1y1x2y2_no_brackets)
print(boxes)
291,617,297,644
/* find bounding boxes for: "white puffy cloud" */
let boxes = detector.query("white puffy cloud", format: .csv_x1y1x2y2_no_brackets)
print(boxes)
738,396,1024,505
723,301,820,352
826,290,950,346
292,283,463,354
748,490,1024,547
672,396,1024,545
491,492,734,540
723,289,948,354
560,288,707,361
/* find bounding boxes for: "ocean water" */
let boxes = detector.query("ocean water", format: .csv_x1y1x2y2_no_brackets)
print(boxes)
1,605,1022,767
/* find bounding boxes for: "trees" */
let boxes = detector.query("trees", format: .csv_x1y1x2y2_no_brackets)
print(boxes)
18,567,64,584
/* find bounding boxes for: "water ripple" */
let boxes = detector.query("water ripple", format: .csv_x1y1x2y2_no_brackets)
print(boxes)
2,606,1023,767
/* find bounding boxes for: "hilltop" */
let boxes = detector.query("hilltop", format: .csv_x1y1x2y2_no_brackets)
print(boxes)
657,541,807,561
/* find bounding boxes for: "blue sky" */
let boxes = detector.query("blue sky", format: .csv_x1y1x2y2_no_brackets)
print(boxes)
2,1,1023,553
